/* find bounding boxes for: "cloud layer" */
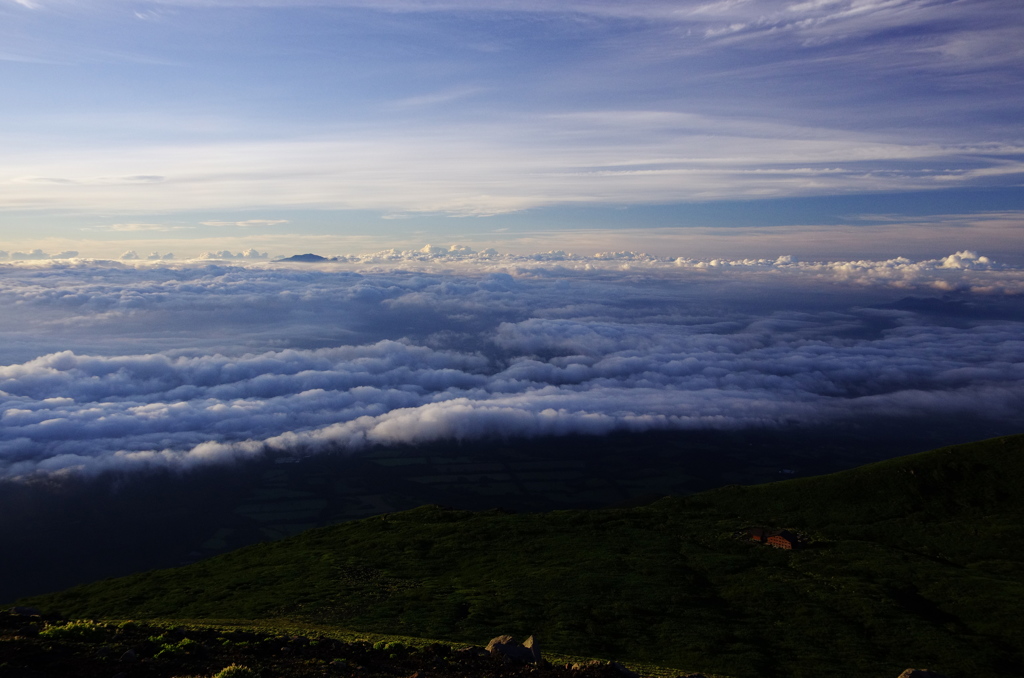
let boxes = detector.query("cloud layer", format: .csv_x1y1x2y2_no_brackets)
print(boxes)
1,250,1022,478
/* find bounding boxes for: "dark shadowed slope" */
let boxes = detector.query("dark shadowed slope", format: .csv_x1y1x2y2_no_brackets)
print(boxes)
17,434,1024,678
0,425,926,603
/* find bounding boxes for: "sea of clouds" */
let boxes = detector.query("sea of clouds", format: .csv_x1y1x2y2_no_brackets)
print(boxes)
1,247,1022,479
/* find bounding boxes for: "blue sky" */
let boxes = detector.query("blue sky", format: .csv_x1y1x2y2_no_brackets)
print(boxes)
2,0,1022,259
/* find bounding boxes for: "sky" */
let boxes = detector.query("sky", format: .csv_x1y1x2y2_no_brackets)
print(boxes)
1,0,1022,260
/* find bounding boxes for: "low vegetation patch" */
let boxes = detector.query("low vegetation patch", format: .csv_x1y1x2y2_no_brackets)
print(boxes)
14,434,1024,678
1,612,687,678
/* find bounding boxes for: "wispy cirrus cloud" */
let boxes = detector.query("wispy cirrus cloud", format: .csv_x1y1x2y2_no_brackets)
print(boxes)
84,223,194,232
3,114,1020,217
388,86,488,109
106,0,1021,55
201,219,289,228
0,0,1020,255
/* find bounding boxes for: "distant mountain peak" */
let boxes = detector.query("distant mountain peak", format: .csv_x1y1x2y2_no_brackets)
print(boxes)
279,253,329,262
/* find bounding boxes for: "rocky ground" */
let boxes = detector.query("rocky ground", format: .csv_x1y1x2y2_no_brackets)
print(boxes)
0,609,702,678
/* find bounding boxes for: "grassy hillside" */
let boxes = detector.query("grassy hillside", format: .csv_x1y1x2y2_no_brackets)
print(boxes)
18,434,1024,678
1,425,909,604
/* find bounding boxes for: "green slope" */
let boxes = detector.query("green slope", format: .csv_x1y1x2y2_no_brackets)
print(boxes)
19,434,1024,678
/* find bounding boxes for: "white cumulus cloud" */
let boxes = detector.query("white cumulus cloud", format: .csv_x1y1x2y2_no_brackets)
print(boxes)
0,249,1022,478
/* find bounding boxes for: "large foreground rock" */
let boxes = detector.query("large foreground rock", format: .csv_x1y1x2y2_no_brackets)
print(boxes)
486,634,542,663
